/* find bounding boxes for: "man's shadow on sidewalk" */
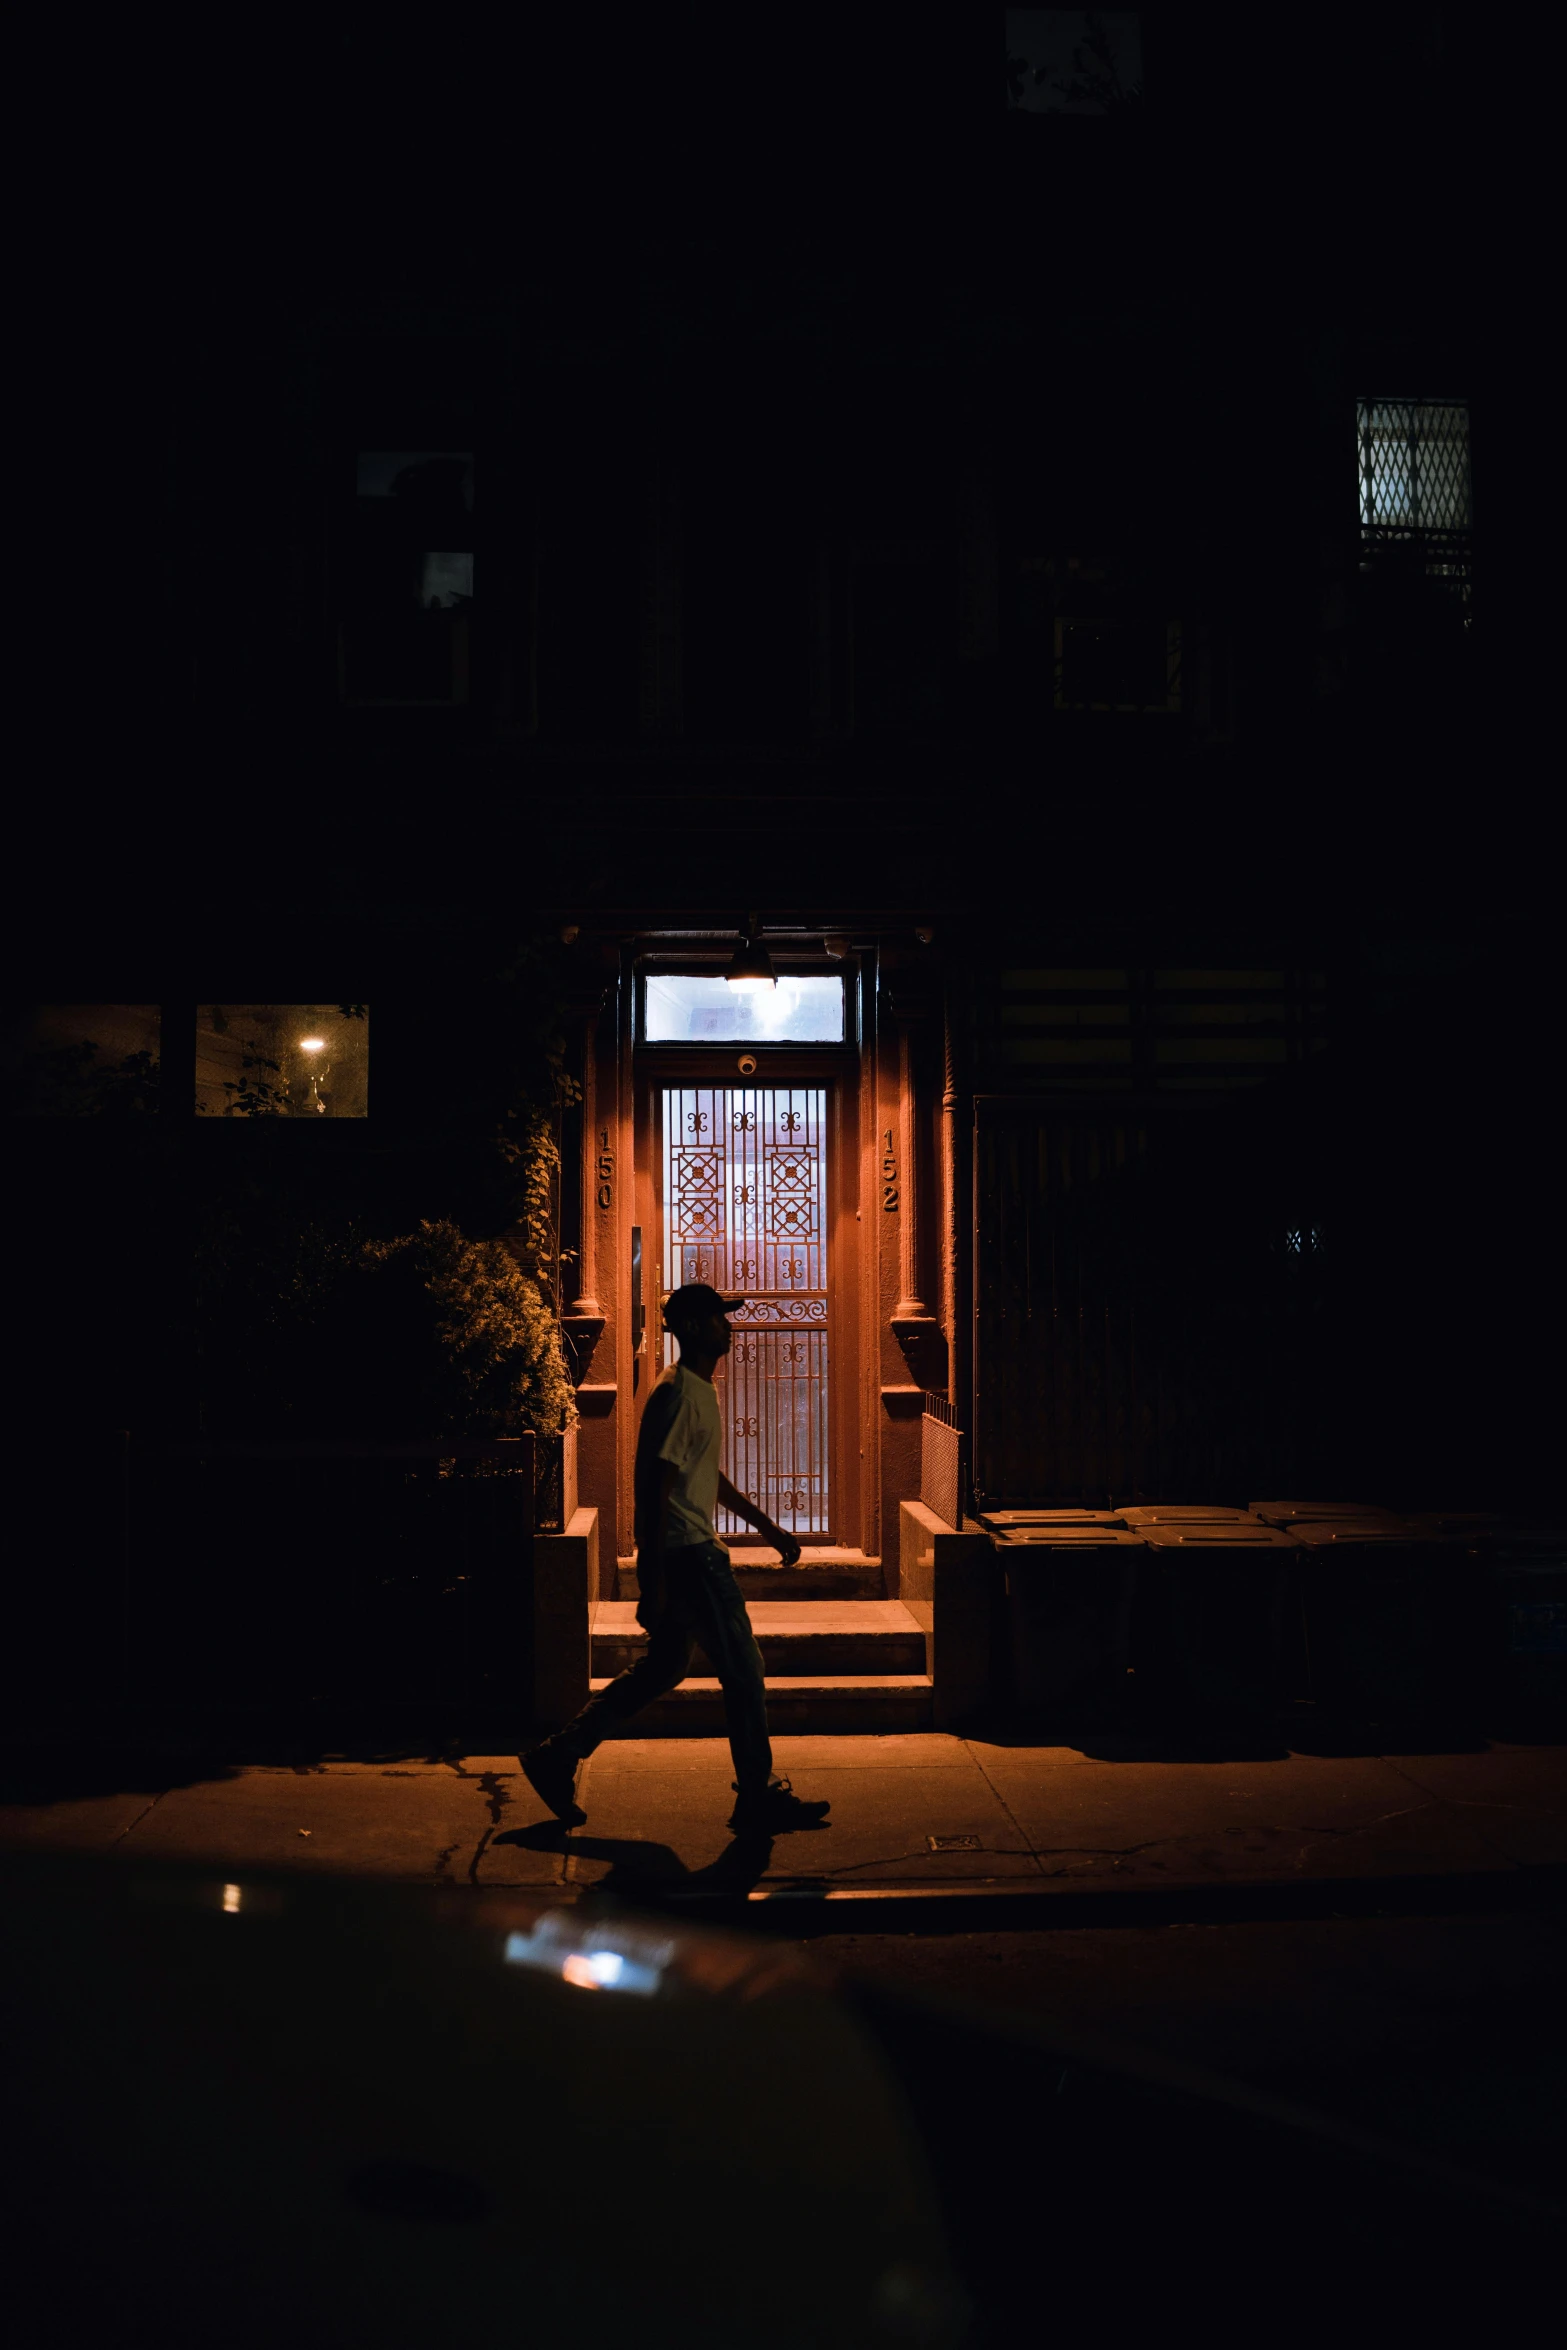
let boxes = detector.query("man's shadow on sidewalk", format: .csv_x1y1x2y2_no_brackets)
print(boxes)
494,1814,828,1903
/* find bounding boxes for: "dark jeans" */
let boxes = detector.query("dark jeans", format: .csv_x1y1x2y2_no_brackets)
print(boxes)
541,1540,774,1794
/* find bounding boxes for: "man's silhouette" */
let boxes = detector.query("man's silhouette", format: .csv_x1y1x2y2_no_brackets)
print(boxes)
521,1284,831,1835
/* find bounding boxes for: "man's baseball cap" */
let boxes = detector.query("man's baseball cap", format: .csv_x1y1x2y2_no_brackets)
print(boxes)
662,1281,746,1330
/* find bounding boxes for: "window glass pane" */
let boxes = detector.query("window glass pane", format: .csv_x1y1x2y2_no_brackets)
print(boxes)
3,1005,160,1115
195,1006,369,1117
1006,10,1143,114
355,452,474,513
643,975,843,1044
1357,402,1470,532
345,452,474,702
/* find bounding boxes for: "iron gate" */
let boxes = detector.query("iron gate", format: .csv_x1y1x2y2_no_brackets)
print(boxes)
661,1085,831,1537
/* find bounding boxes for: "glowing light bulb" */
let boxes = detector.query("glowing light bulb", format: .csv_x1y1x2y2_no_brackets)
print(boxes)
299,1037,326,1053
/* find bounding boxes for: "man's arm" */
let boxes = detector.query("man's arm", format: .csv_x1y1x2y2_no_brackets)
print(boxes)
636,1459,681,1558
716,1472,802,1567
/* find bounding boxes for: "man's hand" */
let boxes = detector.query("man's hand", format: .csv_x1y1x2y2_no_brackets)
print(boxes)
716,1472,803,1568
750,1516,802,1570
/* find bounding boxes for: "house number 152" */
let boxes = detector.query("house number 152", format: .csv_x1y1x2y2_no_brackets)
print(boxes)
882,1127,899,1212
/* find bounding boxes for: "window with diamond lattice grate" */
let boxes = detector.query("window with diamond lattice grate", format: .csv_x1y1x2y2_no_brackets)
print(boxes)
660,1087,830,1539
1357,399,1472,607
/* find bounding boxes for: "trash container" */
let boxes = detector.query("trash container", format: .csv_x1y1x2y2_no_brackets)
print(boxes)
979,1509,1128,1531
992,1527,1146,1727
1132,1520,1299,1728
1275,1514,1485,1728
1121,1506,1259,1527
1250,1501,1408,1530
1468,1524,1567,1732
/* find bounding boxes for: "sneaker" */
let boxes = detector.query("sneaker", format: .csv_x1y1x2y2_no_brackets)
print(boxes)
521,1747,587,1826
728,1778,831,1834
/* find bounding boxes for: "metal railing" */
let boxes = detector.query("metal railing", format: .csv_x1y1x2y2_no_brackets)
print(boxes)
921,1393,966,1531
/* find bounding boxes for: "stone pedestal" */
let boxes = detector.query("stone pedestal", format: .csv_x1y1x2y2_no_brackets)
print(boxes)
898,1500,997,1729
531,1506,599,1733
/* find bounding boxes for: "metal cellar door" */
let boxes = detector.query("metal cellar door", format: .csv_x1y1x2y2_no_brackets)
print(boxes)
659,1085,830,1540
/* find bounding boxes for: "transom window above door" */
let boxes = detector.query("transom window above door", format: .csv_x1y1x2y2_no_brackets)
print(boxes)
642,974,844,1044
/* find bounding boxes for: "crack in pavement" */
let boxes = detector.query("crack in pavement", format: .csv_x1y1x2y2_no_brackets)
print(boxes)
813,1850,1000,1879
466,1771,513,1884
963,1740,1043,1864
474,1771,511,1827
1384,1756,1564,1820
1030,1840,1164,1859
1379,1759,1550,1867
110,1793,162,1846
806,1840,1153,1881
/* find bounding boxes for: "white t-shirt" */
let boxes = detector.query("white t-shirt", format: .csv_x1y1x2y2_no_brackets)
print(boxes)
636,1361,723,1549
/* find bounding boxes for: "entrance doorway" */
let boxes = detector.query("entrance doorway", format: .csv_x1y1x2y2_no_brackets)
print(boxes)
658,1084,833,1540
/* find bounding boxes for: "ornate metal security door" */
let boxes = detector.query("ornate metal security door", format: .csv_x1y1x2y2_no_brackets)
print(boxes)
660,1086,830,1538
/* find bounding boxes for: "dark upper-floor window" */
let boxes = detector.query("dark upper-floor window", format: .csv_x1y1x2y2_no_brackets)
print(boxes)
1356,398,1471,611
342,451,475,704
1005,9,1143,114
1014,553,1182,715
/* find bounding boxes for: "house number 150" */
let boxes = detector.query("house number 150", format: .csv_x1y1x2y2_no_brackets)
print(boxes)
597,1128,613,1211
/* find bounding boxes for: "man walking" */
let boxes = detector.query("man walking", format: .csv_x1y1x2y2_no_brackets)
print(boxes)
521,1284,831,1836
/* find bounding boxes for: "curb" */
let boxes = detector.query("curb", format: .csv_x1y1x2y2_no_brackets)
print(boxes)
556,1863,1567,1935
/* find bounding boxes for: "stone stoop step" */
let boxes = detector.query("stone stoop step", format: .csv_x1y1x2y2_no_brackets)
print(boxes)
589,1600,934,1733
616,1552,885,1602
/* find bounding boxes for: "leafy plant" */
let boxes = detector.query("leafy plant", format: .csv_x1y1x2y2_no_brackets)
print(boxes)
6,1040,161,1117
358,1219,576,1450
198,1216,575,1458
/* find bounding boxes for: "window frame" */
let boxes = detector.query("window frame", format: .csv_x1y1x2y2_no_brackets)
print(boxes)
635,959,860,1054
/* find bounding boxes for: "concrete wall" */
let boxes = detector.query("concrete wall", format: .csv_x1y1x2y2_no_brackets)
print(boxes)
899,1500,997,1730
531,1506,599,1733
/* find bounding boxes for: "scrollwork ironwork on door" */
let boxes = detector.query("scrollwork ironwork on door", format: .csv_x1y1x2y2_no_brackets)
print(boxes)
663,1085,830,1536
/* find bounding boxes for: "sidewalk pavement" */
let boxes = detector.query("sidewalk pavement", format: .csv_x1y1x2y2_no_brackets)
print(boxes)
4,1734,1564,1911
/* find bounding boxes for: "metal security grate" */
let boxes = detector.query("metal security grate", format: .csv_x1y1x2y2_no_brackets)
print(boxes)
661,1087,830,1538
921,1392,965,1530
1357,399,1472,607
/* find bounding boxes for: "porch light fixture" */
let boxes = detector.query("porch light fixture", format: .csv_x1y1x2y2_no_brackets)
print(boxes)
724,917,776,992
299,1036,326,1053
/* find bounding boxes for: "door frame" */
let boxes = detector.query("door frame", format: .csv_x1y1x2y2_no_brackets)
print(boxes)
630,1043,865,1552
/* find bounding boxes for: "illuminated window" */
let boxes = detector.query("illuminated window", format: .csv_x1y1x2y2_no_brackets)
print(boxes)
1356,399,1471,609
195,1006,369,1118
642,975,844,1044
